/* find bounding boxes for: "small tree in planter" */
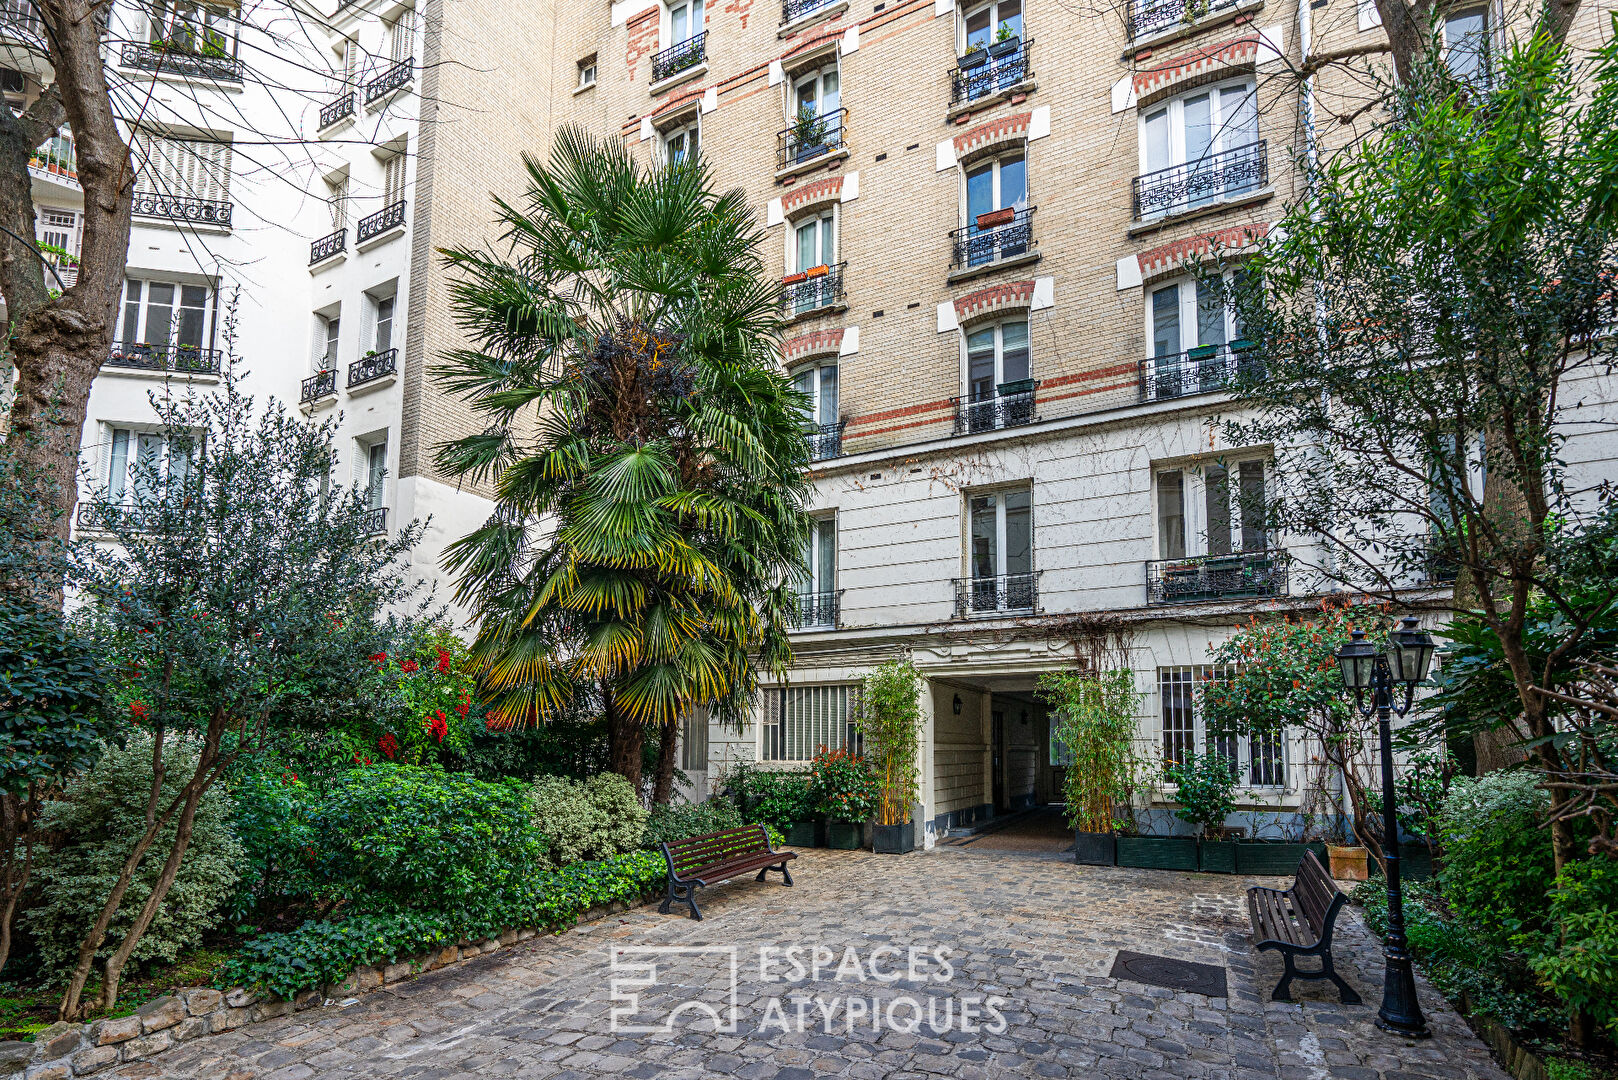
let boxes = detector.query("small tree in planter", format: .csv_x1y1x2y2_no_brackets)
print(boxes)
1165,752,1239,871
856,659,923,853
808,747,878,849
1038,668,1141,865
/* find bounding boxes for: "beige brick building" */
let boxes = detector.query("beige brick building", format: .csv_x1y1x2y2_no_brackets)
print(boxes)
312,0,1618,840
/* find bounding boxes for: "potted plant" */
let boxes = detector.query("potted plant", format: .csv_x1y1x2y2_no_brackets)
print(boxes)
790,105,830,162
958,42,987,69
975,206,1017,230
1329,842,1370,880
1164,752,1239,872
804,263,830,278
1186,342,1219,361
809,746,878,850
781,270,809,285
856,659,923,854
1040,668,1143,866
987,23,1020,57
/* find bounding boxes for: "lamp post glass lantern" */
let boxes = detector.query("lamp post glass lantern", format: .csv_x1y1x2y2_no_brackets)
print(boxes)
1335,616,1435,1038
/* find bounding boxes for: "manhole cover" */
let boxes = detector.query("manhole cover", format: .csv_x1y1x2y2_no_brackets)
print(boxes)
1109,950,1228,997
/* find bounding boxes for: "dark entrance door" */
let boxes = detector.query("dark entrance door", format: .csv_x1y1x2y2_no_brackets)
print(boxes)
992,709,1006,812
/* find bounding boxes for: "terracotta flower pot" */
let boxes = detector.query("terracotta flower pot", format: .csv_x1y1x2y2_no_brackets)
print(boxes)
804,263,830,278
975,207,1016,229
1328,844,1369,881
781,272,808,285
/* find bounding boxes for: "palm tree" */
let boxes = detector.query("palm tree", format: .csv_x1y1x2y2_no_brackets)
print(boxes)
435,126,813,800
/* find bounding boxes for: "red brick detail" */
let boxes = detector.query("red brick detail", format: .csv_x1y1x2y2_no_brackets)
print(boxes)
783,328,845,364
723,0,755,31
782,177,843,218
652,84,706,121
1133,36,1260,100
1137,222,1269,279
953,279,1036,325
952,111,1031,161
626,9,660,84
782,28,844,66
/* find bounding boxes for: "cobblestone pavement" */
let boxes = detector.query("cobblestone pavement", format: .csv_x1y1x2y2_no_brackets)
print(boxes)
114,847,1509,1080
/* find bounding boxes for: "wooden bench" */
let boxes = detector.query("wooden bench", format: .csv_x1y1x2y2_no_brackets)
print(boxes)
659,824,796,920
1247,850,1362,1004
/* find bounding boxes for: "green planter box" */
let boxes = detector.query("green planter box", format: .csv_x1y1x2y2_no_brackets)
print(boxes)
784,820,818,847
826,820,864,850
1116,836,1199,871
1369,846,1434,881
1235,840,1328,875
1074,831,1117,866
1198,840,1237,873
872,822,915,854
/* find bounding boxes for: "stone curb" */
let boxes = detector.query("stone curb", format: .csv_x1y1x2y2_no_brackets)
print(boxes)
0,896,650,1078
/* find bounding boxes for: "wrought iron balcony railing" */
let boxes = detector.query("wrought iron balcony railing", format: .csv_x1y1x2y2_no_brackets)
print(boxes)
781,0,839,22
806,420,845,462
320,91,356,129
1,0,43,37
348,348,397,389
132,192,232,228
781,262,846,316
950,205,1035,270
790,590,841,629
1146,549,1286,606
310,228,346,265
1138,343,1259,403
951,379,1038,435
954,572,1038,616
651,32,706,83
950,39,1033,106
365,58,412,104
1132,140,1267,219
360,506,388,535
76,501,168,533
357,200,406,243
776,107,848,170
301,368,337,403
1127,0,1240,39
120,41,244,82
105,342,222,375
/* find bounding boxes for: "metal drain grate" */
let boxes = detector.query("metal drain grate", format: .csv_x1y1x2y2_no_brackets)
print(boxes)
1109,950,1228,997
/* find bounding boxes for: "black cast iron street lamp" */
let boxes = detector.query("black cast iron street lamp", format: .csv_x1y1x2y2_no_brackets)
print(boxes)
1336,615,1437,1039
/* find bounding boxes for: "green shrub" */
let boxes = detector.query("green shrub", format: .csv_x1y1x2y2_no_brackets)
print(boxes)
1164,752,1239,838
744,770,814,831
808,748,879,822
641,800,741,848
529,773,647,867
214,850,668,999
227,764,316,920
25,738,242,981
1524,859,1618,1042
1435,771,1555,941
297,765,543,917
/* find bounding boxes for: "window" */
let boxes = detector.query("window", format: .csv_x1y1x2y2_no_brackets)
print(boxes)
790,63,842,145
960,318,1032,431
793,516,837,626
1155,460,1267,560
578,55,597,88
669,0,702,44
313,311,340,372
791,362,837,427
1158,666,1284,787
120,277,212,351
37,208,79,272
679,711,708,772
663,119,699,166
1142,271,1251,400
762,684,861,761
960,152,1028,266
341,37,360,85
104,427,195,504
1443,7,1490,85
966,486,1033,612
359,436,388,508
382,150,406,208
132,131,233,209
1138,81,1259,218
144,0,236,58
328,175,349,229
386,10,414,62
791,212,835,276
963,0,1021,50
372,295,395,353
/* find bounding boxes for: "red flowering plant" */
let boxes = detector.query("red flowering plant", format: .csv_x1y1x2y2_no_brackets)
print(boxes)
359,626,479,765
1197,600,1393,860
807,747,880,824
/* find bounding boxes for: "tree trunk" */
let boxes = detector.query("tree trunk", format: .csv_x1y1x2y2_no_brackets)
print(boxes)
1472,726,1525,774
605,688,644,794
652,722,679,806
0,791,33,975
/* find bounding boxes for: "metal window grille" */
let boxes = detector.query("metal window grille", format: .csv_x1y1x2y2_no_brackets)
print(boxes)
762,685,862,762
680,712,709,773
1158,664,1284,787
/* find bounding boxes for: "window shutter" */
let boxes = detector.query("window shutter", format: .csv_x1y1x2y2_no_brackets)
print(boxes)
360,296,376,351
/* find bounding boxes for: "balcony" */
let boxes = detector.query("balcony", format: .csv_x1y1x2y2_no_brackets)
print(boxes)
76,501,166,533
1138,343,1259,403
950,38,1033,107
360,506,388,535
776,107,848,171
781,262,846,317
1132,140,1267,220
357,200,406,244
1146,549,1287,605
650,32,706,84
805,420,845,462
132,192,232,229
950,205,1035,271
789,590,841,629
320,91,356,129
781,0,840,23
364,58,412,105
348,348,397,389
310,228,346,265
951,379,1038,435
301,369,337,404
120,41,244,82
954,572,1038,617
105,342,222,376
1127,0,1241,39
